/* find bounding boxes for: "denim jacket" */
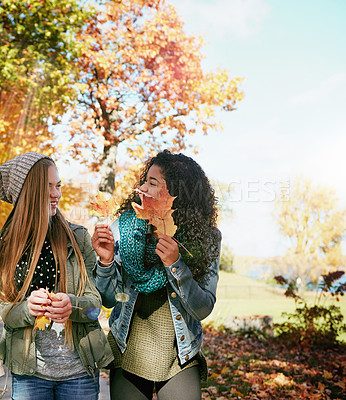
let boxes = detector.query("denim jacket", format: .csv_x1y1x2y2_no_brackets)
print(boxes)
93,219,220,365
0,223,114,376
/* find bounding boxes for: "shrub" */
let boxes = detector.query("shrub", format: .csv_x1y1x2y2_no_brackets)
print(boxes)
274,271,346,348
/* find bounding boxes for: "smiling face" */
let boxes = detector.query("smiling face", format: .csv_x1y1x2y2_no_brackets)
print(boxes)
48,165,61,216
139,164,167,200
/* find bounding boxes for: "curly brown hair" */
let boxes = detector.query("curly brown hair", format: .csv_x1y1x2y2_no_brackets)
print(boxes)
118,150,221,280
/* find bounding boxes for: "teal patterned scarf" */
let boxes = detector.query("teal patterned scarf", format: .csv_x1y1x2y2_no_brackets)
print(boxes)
119,210,168,294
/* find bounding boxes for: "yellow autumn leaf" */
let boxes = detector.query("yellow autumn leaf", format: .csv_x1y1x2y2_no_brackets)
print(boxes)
272,372,292,386
322,370,333,380
90,191,118,221
33,291,61,331
34,315,50,331
221,365,230,375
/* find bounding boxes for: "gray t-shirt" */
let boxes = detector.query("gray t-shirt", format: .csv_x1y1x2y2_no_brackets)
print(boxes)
35,323,87,381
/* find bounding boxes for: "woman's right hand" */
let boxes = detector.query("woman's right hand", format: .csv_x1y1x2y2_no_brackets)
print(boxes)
91,224,115,266
27,288,51,317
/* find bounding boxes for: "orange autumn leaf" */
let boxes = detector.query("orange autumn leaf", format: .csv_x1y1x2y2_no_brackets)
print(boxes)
132,188,177,237
90,191,118,220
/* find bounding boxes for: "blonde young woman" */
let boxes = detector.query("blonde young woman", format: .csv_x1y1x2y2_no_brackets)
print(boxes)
0,153,113,400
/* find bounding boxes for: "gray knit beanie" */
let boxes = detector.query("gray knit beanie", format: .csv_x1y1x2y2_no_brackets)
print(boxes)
0,152,53,205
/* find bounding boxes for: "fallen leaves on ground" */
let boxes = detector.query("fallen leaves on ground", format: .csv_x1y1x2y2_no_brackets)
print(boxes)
201,326,346,400
100,326,345,399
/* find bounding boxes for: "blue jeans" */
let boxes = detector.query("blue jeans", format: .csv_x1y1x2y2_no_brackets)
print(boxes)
11,373,100,400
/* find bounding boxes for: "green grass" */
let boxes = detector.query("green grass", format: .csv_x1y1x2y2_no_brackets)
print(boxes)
203,271,346,341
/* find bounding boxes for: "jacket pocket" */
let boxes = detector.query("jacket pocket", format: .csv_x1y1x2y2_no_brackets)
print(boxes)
76,322,113,371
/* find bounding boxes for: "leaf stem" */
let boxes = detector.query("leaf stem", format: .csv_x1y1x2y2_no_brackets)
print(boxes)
172,237,193,257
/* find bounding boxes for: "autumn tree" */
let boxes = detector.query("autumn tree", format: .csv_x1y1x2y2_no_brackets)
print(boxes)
273,177,346,285
69,0,244,194
0,0,92,158
0,0,93,227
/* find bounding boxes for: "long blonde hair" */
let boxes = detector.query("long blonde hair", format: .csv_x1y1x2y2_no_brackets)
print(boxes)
0,158,87,346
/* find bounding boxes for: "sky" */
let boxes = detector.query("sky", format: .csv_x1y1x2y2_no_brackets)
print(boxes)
161,0,346,257
58,0,346,258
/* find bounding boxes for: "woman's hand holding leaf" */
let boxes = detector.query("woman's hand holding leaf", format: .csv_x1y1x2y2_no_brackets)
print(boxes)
92,224,115,265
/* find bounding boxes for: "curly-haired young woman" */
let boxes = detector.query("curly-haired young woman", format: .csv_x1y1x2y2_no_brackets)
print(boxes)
92,150,221,400
0,153,113,400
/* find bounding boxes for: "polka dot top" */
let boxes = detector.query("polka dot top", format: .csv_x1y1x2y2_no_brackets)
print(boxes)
14,239,60,294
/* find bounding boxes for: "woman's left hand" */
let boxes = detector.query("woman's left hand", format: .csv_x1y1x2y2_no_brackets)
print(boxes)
156,235,179,266
44,293,72,323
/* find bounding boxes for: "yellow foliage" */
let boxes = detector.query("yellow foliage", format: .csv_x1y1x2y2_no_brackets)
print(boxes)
0,89,55,157
0,87,58,227
112,162,142,205
0,201,13,230
273,177,346,284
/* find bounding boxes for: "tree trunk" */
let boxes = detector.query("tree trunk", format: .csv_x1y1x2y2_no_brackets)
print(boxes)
98,143,118,195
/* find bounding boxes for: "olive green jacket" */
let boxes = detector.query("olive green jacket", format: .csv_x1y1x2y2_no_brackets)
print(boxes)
0,223,113,376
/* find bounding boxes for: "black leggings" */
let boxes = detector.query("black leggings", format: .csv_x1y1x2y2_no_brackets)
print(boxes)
109,367,201,400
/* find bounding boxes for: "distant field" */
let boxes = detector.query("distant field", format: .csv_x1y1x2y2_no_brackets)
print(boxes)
203,271,346,341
